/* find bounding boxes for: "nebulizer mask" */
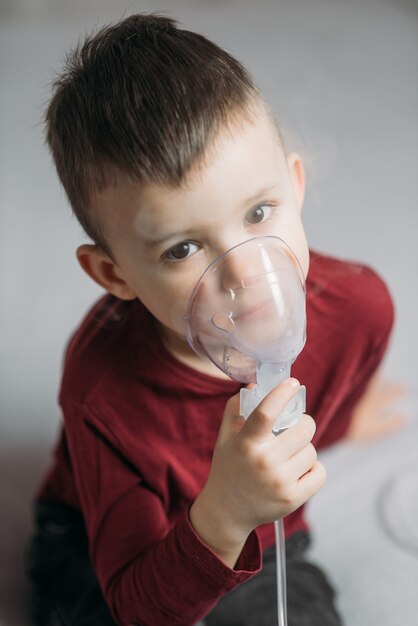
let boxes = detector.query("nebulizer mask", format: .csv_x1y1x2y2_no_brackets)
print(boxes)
184,236,307,626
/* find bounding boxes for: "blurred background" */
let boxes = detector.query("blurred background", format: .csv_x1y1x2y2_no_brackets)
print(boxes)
0,0,417,624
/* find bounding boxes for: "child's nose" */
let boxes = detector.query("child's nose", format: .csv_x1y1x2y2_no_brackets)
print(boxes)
220,255,249,292
217,238,260,292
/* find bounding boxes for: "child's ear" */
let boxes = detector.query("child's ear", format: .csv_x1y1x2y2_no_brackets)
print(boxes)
76,244,136,301
286,152,306,213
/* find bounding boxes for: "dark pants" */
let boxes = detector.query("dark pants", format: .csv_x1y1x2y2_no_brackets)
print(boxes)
205,531,342,626
26,500,342,626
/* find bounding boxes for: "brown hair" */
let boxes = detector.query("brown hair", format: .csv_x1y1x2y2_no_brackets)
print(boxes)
45,13,263,256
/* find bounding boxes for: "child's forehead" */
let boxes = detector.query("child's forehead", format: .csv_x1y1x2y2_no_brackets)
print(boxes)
144,110,285,200
99,108,287,235
201,105,284,166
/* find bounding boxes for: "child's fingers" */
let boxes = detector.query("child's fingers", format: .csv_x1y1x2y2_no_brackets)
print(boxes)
293,460,327,504
273,414,317,460
242,378,302,442
274,441,318,484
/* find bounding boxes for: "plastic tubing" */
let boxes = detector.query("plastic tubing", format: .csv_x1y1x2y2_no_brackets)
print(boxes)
274,517,288,626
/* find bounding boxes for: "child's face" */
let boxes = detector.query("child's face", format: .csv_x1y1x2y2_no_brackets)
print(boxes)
84,107,309,358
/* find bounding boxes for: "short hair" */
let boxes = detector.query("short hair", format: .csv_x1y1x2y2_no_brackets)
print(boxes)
45,13,264,256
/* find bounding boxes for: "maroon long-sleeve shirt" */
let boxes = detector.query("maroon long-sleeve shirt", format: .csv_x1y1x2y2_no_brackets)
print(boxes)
35,250,394,625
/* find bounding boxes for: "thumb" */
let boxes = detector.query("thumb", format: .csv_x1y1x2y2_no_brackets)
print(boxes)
242,378,301,441
217,393,247,444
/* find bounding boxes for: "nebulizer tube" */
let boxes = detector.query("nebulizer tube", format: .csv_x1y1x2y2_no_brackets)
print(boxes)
275,517,288,626
184,236,307,626
240,363,305,626
240,360,305,626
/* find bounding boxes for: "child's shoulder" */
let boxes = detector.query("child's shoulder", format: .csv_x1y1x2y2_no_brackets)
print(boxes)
307,249,394,336
59,294,150,407
307,248,392,296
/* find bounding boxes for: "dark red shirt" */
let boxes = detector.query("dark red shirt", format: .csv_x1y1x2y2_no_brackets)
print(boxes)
36,250,394,626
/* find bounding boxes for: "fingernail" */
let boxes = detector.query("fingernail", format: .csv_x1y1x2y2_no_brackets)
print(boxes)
288,378,300,388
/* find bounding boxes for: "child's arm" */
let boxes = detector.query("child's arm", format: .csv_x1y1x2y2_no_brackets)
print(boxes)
63,379,323,626
190,378,325,568
65,401,262,626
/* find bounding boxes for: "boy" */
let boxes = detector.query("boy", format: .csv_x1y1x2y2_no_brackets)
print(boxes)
26,13,395,626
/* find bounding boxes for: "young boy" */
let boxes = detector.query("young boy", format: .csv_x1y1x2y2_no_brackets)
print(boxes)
26,13,395,626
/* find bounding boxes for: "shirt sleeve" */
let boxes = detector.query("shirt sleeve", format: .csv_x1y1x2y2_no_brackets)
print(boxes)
63,402,261,626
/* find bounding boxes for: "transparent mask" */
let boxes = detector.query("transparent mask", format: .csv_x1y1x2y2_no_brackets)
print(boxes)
184,235,307,431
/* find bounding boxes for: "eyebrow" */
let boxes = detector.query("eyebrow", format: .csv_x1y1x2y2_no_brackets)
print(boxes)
143,230,194,250
143,182,283,249
241,183,282,207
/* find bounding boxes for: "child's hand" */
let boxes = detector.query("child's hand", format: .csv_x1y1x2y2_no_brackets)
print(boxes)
189,378,326,567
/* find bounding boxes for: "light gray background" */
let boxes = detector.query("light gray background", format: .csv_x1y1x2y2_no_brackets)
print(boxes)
1,1,417,624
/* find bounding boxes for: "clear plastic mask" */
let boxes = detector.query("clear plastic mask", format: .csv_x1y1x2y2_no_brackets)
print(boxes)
184,236,307,430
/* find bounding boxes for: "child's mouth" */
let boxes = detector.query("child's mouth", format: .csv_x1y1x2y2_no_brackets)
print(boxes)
233,298,276,323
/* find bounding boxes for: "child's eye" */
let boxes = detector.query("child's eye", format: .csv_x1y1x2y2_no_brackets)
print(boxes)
245,203,273,224
164,241,199,262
